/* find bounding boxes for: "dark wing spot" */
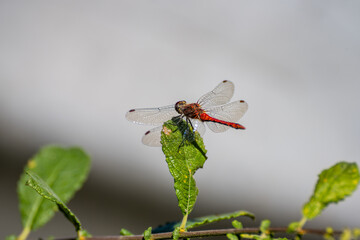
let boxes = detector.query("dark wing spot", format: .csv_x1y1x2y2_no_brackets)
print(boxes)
129,109,135,112
240,100,245,103
145,130,151,135
223,80,228,83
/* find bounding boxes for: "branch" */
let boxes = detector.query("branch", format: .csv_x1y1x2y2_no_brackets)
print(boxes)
59,227,343,240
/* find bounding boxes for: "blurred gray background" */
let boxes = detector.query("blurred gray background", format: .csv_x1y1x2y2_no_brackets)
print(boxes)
1,0,360,238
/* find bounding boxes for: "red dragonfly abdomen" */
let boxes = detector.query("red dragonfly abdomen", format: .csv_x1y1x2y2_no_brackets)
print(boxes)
199,113,245,130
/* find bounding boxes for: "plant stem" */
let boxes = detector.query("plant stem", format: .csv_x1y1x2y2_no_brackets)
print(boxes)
56,227,343,240
179,213,188,231
17,227,30,240
297,216,307,232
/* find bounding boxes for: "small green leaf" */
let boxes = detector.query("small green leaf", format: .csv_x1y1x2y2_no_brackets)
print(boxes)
79,229,92,238
340,228,352,240
302,162,359,219
260,219,271,233
324,227,335,240
161,118,207,217
227,233,239,240
232,220,243,229
26,171,83,233
143,227,152,240
185,210,254,229
5,235,16,240
120,228,133,236
287,221,300,233
353,228,360,239
294,235,302,240
241,234,260,240
17,145,91,232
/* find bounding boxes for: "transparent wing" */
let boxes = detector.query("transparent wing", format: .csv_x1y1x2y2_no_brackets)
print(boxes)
205,100,248,133
205,121,230,133
189,119,206,136
125,104,178,125
141,126,163,147
197,80,235,108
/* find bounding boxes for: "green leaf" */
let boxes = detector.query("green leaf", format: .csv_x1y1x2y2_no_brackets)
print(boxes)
26,170,83,233
232,220,243,229
143,227,152,240
302,162,360,219
287,221,300,233
353,228,360,239
5,235,16,240
340,228,351,240
260,219,271,233
185,210,254,229
120,228,133,236
17,145,91,231
294,235,302,240
161,118,207,217
324,227,335,240
78,229,92,238
227,233,239,240
240,234,260,240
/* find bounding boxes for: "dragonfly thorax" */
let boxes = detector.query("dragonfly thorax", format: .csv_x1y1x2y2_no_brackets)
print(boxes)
175,101,204,119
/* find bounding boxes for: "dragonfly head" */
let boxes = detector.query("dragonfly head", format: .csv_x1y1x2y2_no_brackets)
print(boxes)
175,100,187,114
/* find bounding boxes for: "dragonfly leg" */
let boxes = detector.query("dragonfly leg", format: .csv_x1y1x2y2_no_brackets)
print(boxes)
177,117,192,151
178,137,186,151
171,115,183,133
186,117,195,132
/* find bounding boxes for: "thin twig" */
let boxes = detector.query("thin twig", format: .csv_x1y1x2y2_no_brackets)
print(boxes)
58,227,343,240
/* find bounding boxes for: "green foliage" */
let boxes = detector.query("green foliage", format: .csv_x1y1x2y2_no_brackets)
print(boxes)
340,228,351,240
7,121,360,240
152,211,253,233
302,162,359,219
161,118,207,218
232,220,243,229
5,235,16,240
339,228,360,240
120,228,134,236
17,146,90,235
26,171,83,233
287,221,300,233
260,219,271,233
324,227,335,240
185,210,254,229
227,220,243,240
143,227,152,240
227,233,239,240
237,220,290,240
259,220,271,240
78,229,92,238
240,233,256,239
354,228,360,239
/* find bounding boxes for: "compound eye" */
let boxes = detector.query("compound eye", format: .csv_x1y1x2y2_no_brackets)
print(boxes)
175,100,186,114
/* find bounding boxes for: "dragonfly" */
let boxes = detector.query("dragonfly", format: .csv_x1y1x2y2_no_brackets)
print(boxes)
125,80,248,147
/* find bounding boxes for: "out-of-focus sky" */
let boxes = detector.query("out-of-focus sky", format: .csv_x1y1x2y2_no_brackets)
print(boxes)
1,1,360,239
